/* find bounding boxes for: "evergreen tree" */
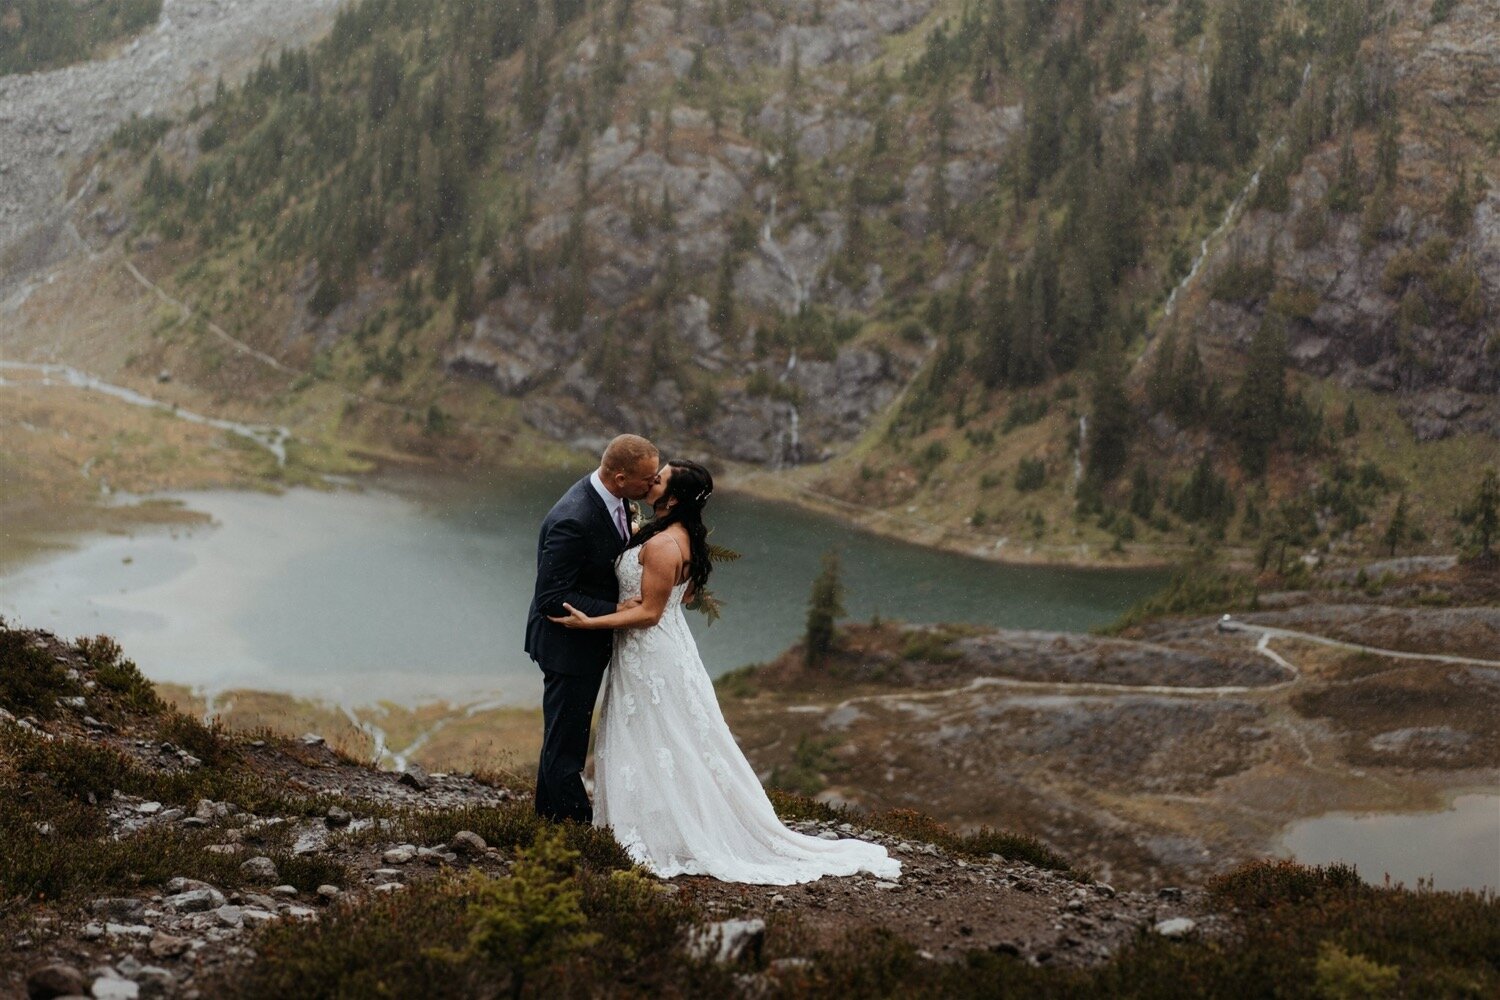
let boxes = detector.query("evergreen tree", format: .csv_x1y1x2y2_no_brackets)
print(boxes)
1148,326,1178,413
977,255,1014,389
1086,332,1134,486
1232,314,1289,476
804,549,845,668
1458,467,1499,560
711,247,737,340
1342,401,1361,437
1384,494,1409,556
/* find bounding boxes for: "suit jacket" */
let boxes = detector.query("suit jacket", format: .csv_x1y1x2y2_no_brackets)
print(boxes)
525,475,628,677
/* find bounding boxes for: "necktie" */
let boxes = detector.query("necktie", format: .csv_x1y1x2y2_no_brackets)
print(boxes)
615,502,630,541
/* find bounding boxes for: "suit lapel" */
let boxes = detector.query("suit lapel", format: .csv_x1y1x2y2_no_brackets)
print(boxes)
578,475,626,551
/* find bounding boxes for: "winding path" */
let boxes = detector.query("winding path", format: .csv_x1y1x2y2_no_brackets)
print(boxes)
787,615,1500,716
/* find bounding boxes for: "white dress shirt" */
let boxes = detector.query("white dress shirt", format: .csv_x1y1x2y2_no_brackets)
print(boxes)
589,469,629,540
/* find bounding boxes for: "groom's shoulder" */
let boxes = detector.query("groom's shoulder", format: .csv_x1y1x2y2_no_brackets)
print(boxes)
545,476,595,520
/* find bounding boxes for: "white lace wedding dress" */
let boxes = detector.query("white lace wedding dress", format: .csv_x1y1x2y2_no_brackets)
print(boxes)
593,547,901,885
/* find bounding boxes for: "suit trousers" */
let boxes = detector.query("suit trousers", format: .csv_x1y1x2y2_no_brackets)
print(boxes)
535,668,606,823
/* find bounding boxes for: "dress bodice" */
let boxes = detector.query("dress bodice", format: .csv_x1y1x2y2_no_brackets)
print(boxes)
615,546,689,609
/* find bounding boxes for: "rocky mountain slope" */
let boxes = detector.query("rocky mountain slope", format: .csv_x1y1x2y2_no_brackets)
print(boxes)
0,0,342,294
2,0,1499,574
4,618,1497,997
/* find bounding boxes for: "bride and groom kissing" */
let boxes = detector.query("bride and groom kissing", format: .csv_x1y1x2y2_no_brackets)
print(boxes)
525,434,899,885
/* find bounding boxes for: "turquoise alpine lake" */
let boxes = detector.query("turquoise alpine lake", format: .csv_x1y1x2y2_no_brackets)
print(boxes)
0,469,1166,706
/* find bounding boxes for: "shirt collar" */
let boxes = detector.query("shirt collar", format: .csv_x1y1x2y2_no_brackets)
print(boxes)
589,469,624,517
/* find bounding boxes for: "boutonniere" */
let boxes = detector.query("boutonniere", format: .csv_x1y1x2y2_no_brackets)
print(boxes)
627,499,644,536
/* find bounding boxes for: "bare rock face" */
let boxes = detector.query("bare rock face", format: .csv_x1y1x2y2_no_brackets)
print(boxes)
1180,1,1500,442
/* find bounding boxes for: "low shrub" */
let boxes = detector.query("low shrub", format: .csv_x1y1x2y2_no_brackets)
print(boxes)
0,628,76,719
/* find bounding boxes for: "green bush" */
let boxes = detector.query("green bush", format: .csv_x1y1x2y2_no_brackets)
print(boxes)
0,627,76,719
1015,457,1046,492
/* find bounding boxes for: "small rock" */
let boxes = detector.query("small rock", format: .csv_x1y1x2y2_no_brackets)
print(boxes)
215,905,244,928
324,806,352,828
164,888,225,914
134,801,163,817
90,977,139,1000
181,817,209,828
397,764,431,791
315,885,340,900
1093,882,1116,898
1153,917,1197,938
136,966,174,994
24,962,85,999
270,885,299,898
372,882,405,894
284,905,319,920
104,923,153,939
368,869,403,882
874,881,901,891
90,898,145,921
240,908,275,927
238,857,278,883
1157,886,1183,902
383,846,417,865
449,830,487,855
816,831,840,841
82,716,112,731
166,878,221,896
80,923,105,941
686,918,765,965
300,733,325,746
116,957,142,979
58,695,87,710
147,932,192,959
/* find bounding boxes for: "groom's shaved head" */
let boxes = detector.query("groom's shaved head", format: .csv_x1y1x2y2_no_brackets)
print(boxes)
601,434,659,475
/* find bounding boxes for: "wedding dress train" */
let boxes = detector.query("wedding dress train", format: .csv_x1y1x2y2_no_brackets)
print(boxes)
593,549,901,885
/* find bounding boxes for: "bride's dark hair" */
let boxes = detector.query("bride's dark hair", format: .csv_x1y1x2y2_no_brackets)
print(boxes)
632,459,714,595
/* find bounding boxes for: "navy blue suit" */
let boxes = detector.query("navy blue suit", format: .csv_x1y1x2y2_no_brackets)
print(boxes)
526,475,628,822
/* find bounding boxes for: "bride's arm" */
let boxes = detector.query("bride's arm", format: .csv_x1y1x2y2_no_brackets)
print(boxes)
549,535,683,630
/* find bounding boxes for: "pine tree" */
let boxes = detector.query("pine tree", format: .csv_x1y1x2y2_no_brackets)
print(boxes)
1148,325,1178,413
1384,494,1409,556
1458,467,1499,560
804,549,845,668
1232,314,1289,476
1342,401,1360,437
711,247,737,340
1086,331,1133,486
977,255,1014,389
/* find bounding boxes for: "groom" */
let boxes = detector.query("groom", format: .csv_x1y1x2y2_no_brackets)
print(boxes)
526,433,660,823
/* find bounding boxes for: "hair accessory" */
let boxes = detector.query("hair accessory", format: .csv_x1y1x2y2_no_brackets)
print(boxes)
695,487,713,503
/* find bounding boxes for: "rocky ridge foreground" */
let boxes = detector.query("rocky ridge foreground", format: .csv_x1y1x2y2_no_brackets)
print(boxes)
1,625,1213,1000
0,0,342,294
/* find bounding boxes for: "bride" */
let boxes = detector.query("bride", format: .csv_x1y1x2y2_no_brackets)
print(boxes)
549,459,900,885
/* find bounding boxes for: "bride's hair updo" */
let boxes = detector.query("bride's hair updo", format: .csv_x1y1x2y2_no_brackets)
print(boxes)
632,459,714,595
